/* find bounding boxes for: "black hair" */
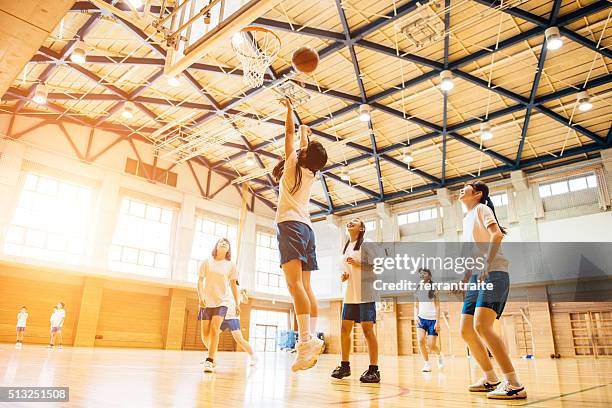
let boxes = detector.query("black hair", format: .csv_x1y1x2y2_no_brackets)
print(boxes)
272,141,328,194
211,238,231,261
419,268,435,299
467,181,507,235
343,219,366,254
21,306,27,310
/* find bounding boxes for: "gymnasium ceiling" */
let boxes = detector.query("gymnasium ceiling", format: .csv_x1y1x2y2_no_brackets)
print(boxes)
1,0,611,217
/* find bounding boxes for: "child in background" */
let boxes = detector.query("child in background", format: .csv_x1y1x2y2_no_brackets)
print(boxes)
49,302,66,350
414,268,444,372
16,306,28,349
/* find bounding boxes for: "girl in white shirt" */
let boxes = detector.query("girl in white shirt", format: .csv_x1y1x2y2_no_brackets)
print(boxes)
458,181,526,400
49,302,65,350
273,98,328,372
414,268,443,372
197,238,240,373
16,306,28,349
331,218,380,383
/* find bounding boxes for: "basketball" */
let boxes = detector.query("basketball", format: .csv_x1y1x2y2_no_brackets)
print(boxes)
292,46,319,74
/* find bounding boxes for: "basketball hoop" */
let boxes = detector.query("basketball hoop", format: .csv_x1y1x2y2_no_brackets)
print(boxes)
231,26,281,88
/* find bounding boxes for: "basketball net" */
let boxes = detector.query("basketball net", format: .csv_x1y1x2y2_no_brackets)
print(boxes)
232,26,281,88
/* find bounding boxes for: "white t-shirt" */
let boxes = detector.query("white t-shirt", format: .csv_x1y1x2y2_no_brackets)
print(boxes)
342,239,379,304
462,203,509,273
50,309,65,327
200,258,238,308
415,289,437,320
17,312,28,327
275,150,316,227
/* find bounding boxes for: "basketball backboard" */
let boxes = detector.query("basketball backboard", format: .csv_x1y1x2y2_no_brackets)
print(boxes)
156,0,281,77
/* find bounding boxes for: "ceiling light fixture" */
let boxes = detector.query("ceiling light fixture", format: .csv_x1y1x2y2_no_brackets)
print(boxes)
439,70,454,91
545,27,563,50
358,104,372,122
122,102,135,119
167,76,180,87
245,152,255,166
32,83,47,105
70,41,87,64
480,122,493,141
576,91,592,112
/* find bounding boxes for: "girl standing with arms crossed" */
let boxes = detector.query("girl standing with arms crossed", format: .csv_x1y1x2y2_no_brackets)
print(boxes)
197,238,240,373
458,181,526,399
331,218,380,383
414,268,444,372
273,98,328,371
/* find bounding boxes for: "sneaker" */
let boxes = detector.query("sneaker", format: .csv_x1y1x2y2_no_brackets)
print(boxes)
15,343,20,349
249,355,258,366
200,358,217,368
47,345,53,350
437,354,444,369
422,362,432,372
58,345,63,350
469,378,501,392
487,381,527,399
203,360,215,373
331,365,351,379
291,337,324,372
359,369,380,383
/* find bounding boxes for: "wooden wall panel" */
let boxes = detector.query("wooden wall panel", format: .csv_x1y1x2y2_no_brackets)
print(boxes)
0,274,82,345
95,289,168,348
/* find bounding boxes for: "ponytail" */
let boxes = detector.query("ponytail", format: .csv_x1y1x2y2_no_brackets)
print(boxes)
484,196,506,235
469,181,506,235
271,149,305,194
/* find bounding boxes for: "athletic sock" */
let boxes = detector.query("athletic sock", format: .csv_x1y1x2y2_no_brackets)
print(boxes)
484,369,499,383
297,314,311,342
504,371,521,387
310,316,318,336
206,357,214,363
368,365,378,372
341,361,350,368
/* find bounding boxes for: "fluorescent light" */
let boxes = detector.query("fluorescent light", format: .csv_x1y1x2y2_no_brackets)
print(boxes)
70,41,87,64
32,84,47,105
439,70,454,91
245,152,255,167
358,104,371,122
577,91,592,112
122,102,134,119
402,152,414,163
167,76,180,87
545,27,563,50
480,122,493,141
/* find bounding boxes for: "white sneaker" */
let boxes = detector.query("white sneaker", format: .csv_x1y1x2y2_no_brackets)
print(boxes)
469,378,501,392
58,345,63,350
437,354,444,369
203,360,215,373
487,381,527,399
15,343,20,349
422,362,432,372
291,337,324,372
249,355,258,366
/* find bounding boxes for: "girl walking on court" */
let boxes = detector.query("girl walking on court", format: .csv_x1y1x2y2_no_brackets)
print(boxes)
273,98,328,371
414,268,444,372
197,238,240,373
331,218,380,383
15,306,28,349
224,289,257,366
458,181,526,399
49,302,65,350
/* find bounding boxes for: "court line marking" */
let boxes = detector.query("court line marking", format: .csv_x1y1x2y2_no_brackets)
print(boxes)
519,383,610,406
328,382,410,405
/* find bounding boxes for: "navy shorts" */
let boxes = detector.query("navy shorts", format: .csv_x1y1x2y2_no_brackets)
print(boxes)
276,221,318,271
197,306,228,321
462,271,510,319
220,319,240,332
50,327,62,333
16,327,25,333
417,318,438,336
342,302,376,323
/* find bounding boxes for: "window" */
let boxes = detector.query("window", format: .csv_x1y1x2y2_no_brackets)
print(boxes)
255,231,284,293
539,174,598,198
397,207,438,225
363,220,377,231
109,197,174,278
490,192,508,207
188,216,237,282
4,173,93,265
249,309,289,352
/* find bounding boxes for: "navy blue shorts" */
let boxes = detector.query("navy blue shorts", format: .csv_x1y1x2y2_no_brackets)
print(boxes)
197,306,228,321
462,271,510,319
276,221,318,271
417,317,438,336
342,302,376,323
220,319,240,332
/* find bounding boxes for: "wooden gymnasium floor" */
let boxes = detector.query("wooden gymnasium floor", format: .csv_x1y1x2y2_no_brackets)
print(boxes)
1,345,611,407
